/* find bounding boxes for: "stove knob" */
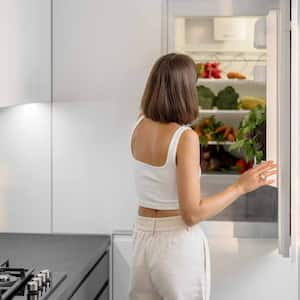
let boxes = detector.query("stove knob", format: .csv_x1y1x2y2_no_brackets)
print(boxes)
37,273,46,285
27,280,39,293
40,269,51,282
32,277,43,290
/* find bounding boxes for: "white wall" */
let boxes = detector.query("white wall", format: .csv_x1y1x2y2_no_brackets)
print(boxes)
0,103,51,233
112,234,298,300
52,0,163,233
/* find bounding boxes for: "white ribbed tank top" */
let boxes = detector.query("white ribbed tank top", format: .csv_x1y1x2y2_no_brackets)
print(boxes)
130,115,201,210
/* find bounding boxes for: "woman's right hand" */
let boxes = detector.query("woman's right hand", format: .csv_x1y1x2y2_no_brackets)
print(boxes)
235,160,277,195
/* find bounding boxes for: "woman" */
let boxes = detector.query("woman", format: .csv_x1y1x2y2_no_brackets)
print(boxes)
128,53,276,300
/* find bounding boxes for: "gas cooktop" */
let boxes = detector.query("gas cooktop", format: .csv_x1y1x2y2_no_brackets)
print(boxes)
0,259,67,300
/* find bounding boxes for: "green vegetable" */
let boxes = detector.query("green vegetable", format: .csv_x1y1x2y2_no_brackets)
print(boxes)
214,86,239,110
197,116,226,148
229,105,266,163
197,85,215,109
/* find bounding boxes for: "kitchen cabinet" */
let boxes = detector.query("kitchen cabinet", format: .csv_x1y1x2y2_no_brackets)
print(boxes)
69,251,109,300
0,0,51,107
112,233,134,300
53,0,163,103
52,0,163,233
112,232,298,300
0,104,51,233
0,1,52,233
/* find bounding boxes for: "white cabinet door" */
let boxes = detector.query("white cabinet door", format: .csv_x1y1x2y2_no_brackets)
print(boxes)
0,0,51,107
0,104,51,233
112,233,134,300
53,0,162,103
52,0,162,233
111,234,298,300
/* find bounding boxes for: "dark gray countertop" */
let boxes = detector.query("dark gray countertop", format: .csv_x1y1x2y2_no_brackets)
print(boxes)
0,233,110,299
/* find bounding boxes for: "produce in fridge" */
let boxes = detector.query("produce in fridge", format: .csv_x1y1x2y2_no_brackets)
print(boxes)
229,105,266,163
192,117,237,146
197,62,222,79
239,96,266,110
214,86,239,110
200,146,241,173
197,85,215,109
227,71,247,80
196,63,205,78
233,159,249,173
215,125,237,141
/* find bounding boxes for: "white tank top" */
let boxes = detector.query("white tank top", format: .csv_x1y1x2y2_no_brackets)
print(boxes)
130,115,200,210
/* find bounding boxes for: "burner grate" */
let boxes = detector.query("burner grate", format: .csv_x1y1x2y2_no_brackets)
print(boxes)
0,260,34,300
0,259,67,300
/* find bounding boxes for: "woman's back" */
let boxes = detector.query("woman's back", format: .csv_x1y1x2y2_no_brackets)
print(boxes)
130,115,191,210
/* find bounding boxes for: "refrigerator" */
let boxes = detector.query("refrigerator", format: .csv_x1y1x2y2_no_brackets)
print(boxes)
165,0,291,257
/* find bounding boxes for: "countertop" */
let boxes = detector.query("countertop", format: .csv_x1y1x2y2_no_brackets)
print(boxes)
0,233,110,299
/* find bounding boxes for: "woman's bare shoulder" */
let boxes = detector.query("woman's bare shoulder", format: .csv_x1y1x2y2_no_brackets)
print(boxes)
181,128,198,143
177,128,199,154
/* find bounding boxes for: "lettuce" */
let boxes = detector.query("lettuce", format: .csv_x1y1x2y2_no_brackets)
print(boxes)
197,85,215,109
214,86,239,110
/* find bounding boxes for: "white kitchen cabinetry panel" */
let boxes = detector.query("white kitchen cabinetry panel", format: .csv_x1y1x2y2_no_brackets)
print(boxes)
112,233,134,300
0,104,51,233
0,0,51,107
112,233,297,300
52,101,138,233
53,0,162,102
168,0,279,17
52,0,162,233
209,238,297,300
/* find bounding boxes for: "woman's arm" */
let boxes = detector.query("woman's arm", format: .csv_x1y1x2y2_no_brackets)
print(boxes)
176,129,277,226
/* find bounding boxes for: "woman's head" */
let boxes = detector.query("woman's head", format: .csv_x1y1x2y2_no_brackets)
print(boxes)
141,53,198,125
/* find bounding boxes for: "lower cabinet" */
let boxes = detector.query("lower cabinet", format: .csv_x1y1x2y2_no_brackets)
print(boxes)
112,233,297,300
71,251,109,300
112,233,134,300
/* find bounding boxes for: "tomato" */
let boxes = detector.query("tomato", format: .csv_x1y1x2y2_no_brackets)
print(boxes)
247,160,254,169
235,159,248,173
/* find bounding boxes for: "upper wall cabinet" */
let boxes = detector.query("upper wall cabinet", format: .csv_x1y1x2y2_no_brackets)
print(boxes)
52,0,163,234
0,1,51,107
53,0,163,103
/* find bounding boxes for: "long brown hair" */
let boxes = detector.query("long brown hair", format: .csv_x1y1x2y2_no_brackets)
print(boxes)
141,53,198,125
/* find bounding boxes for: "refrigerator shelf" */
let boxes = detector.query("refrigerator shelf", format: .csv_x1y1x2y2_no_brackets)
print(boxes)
197,78,266,86
193,108,251,127
198,108,251,115
205,141,234,145
201,172,240,178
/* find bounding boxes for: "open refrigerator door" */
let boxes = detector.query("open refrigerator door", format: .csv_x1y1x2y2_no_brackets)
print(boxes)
170,7,291,256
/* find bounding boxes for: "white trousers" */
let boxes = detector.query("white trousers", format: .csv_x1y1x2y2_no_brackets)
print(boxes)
128,216,210,300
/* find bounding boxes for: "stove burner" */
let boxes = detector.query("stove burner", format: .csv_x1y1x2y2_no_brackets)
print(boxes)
0,274,18,288
0,275,9,282
0,259,66,300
